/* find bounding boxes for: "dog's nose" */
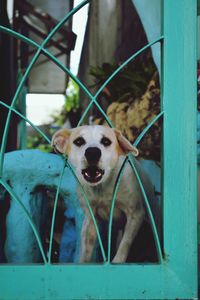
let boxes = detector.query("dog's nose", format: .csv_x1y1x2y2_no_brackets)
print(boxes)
85,147,101,165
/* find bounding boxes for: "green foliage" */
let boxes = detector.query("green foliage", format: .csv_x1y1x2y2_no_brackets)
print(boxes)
65,79,80,112
27,131,53,153
90,57,156,103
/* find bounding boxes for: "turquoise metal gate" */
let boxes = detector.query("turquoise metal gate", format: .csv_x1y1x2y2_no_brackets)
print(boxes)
0,0,197,299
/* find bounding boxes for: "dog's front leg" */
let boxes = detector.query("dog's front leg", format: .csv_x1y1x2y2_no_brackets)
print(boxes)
112,209,145,263
79,213,97,263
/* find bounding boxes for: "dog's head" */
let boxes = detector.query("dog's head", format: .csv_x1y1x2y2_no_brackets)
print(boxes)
52,125,138,186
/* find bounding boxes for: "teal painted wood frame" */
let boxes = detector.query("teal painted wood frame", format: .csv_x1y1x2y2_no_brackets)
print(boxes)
0,0,197,299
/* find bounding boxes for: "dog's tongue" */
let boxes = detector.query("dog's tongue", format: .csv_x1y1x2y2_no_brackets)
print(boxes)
82,166,104,183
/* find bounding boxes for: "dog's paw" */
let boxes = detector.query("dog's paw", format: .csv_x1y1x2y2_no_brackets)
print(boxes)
112,255,124,264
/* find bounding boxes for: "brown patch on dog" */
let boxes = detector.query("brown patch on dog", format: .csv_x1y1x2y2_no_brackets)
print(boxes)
114,128,139,156
66,144,71,155
52,128,71,154
116,142,124,156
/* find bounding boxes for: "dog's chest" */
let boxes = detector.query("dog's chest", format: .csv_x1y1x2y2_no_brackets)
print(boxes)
95,190,122,220
79,181,140,221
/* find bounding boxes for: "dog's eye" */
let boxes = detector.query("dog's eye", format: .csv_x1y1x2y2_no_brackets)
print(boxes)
73,137,86,147
101,137,112,147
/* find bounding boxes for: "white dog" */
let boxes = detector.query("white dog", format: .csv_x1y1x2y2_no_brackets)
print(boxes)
52,125,155,263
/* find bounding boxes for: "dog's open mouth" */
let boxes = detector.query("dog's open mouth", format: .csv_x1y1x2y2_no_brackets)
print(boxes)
81,166,104,183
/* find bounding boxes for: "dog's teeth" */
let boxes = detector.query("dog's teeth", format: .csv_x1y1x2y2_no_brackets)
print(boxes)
82,167,104,183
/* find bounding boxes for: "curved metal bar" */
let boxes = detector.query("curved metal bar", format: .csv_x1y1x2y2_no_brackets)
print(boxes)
0,25,112,128
133,111,164,147
48,162,67,264
108,155,163,263
0,4,106,261
0,179,47,264
66,161,106,262
0,1,164,265
0,48,42,175
0,25,93,100
131,111,164,262
95,36,164,99
107,157,128,263
0,101,51,144
0,25,112,127
0,0,90,176
128,156,163,263
108,110,164,263
77,97,113,127
78,36,164,127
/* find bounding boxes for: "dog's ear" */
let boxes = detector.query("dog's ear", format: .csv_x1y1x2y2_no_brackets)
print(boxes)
51,128,71,154
114,129,139,156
